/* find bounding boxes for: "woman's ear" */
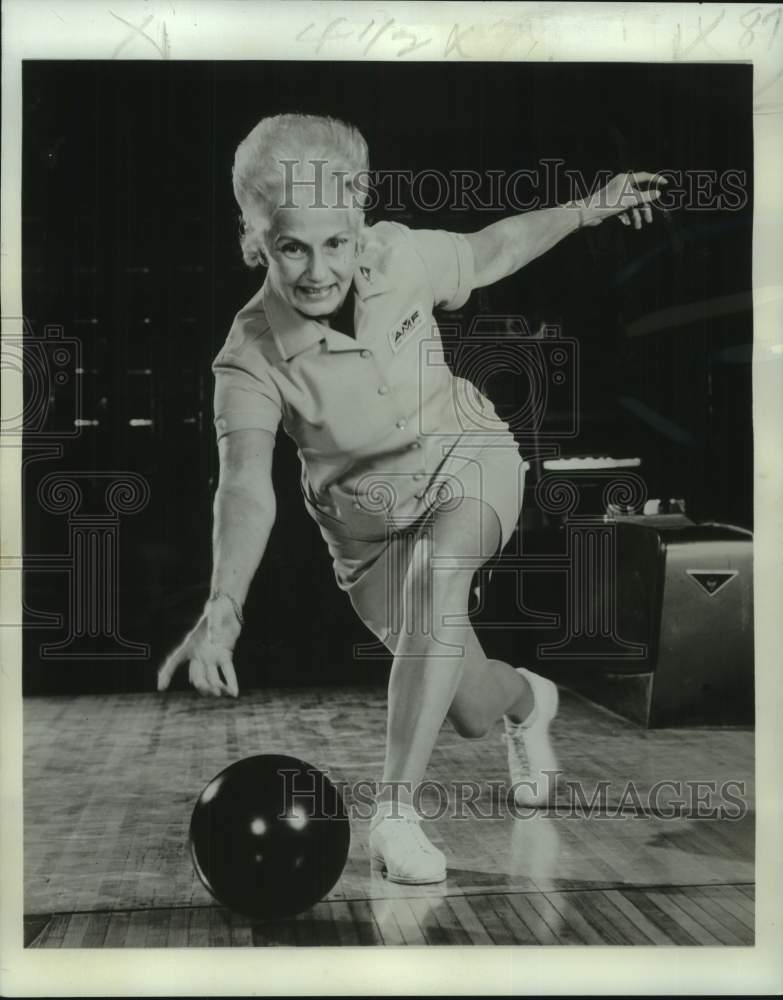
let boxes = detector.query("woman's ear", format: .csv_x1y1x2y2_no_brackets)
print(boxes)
239,210,271,270
255,226,271,268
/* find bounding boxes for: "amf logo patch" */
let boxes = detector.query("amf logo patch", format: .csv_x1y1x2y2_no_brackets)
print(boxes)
388,305,425,353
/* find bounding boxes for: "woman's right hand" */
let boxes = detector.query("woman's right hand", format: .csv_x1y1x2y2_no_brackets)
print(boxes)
157,597,241,698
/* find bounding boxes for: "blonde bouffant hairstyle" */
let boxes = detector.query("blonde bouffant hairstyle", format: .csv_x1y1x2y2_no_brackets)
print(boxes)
232,113,371,269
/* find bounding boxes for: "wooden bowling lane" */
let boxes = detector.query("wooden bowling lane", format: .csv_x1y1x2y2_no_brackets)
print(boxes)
23,685,754,946
26,884,755,947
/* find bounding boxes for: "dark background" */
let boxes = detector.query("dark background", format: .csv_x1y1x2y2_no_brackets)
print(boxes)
21,61,753,694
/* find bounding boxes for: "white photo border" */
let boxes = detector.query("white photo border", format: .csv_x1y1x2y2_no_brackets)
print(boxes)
2,0,782,995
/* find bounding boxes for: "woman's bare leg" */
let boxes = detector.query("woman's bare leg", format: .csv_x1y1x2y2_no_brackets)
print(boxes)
449,645,535,735
369,497,556,881
376,556,534,758
379,499,533,802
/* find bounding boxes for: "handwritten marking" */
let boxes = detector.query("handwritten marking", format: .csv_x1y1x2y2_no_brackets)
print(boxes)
293,16,541,61
109,11,169,59
293,9,781,65
296,18,354,54
358,19,394,56
674,10,727,59
392,28,431,58
763,6,783,48
444,23,476,59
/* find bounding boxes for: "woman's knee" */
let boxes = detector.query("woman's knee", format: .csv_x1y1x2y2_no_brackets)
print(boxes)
430,496,503,575
391,498,503,645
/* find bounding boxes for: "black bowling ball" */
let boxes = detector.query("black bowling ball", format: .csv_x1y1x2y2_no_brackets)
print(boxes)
190,754,350,919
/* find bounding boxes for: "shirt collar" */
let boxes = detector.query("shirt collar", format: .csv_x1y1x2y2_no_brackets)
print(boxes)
262,280,326,361
262,249,393,361
353,245,392,301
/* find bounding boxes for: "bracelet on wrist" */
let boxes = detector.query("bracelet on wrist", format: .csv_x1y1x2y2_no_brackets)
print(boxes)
207,590,244,626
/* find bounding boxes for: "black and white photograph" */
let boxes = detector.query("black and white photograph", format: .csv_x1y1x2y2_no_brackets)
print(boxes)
2,1,782,995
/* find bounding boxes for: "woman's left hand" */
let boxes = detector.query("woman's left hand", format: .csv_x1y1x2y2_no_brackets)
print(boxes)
578,171,668,230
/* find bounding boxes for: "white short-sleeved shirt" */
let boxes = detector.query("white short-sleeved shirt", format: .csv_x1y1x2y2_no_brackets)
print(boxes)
212,221,517,538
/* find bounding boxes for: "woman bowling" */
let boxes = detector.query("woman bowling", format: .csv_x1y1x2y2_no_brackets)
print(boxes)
158,114,664,885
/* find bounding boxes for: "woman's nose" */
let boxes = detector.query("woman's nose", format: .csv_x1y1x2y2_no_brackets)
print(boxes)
307,251,329,281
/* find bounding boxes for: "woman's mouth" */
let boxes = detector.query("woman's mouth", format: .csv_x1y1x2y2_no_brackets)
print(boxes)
297,284,335,301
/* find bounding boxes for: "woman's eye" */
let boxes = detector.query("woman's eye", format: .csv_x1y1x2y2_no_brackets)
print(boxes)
280,243,305,256
327,237,349,249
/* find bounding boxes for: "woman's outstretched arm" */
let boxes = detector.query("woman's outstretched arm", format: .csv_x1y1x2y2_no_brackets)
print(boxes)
465,170,667,289
157,428,276,698
210,428,277,611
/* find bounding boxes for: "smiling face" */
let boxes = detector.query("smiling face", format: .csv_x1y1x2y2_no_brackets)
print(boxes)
260,200,361,320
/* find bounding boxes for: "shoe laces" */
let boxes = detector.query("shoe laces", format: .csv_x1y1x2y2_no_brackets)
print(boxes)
503,722,532,784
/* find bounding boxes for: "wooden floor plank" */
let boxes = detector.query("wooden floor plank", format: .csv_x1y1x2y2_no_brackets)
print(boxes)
23,915,51,948
165,907,191,948
251,914,298,947
521,891,584,945
618,889,699,945
488,893,539,945
143,906,171,948
589,891,655,945
465,893,517,945
81,911,110,948
656,888,740,945
60,913,91,948
503,893,560,945
408,897,453,946
327,900,361,947
367,898,407,946
420,895,472,946
564,816,648,887
102,910,131,948
603,889,674,945
566,892,633,946
296,902,341,947
692,885,754,930
32,914,68,949
444,896,494,946
734,884,756,912
386,898,428,946
184,907,211,948
347,898,383,945
643,890,722,946
543,892,605,945
207,907,232,947
682,819,754,875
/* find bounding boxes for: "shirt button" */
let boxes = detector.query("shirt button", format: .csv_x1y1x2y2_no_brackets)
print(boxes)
412,473,425,481
409,441,422,450
396,418,407,430
360,349,371,358
352,500,362,511
378,384,390,395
